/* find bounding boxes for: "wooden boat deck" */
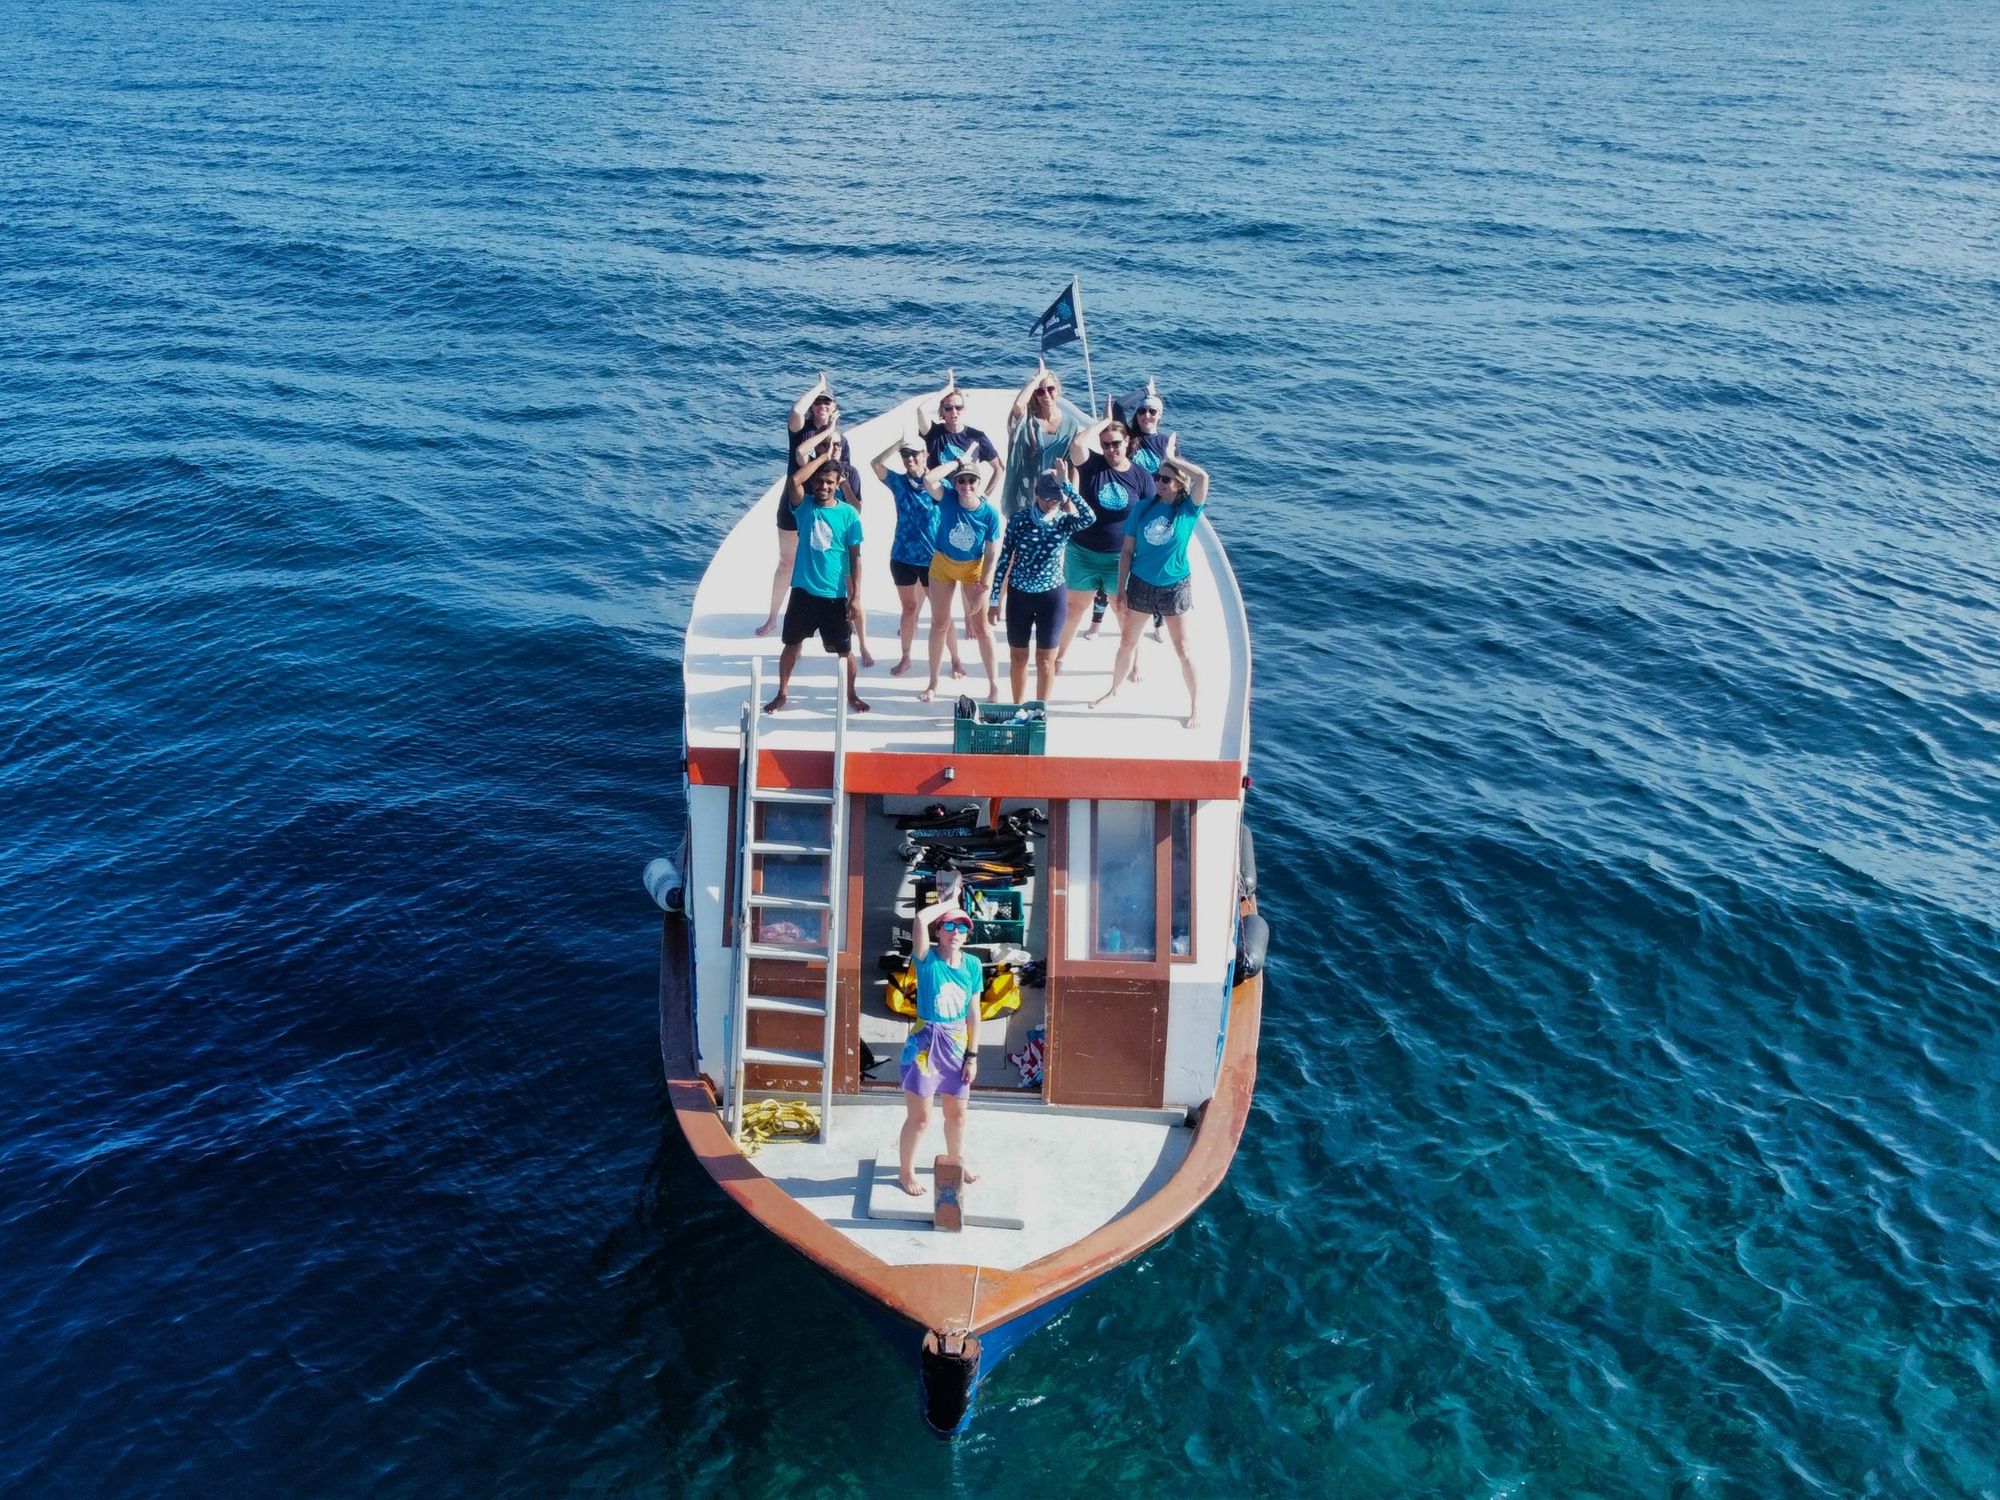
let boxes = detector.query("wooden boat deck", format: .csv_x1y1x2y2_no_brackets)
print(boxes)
681,388,1251,785
741,1095,1193,1271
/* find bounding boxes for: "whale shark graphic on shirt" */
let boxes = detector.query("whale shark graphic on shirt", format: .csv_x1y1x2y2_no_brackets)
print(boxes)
948,515,977,553
1143,512,1175,546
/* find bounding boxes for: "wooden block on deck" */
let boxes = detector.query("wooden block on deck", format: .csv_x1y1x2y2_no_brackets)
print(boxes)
860,1159,1027,1230
933,1155,964,1232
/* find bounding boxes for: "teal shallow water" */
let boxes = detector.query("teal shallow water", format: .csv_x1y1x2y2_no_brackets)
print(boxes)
2,1,1998,1495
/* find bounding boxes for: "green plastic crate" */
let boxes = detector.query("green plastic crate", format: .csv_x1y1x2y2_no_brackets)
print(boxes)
953,701,1048,755
964,888,1025,947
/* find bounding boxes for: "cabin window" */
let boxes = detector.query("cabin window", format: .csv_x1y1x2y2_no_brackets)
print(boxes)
1091,800,1156,959
1169,801,1193,959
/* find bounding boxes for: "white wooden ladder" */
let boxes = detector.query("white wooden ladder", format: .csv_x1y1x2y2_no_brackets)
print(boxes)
724,657,847,1143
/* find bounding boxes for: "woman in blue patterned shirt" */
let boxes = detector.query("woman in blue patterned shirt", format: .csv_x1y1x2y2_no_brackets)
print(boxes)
987,459,1095,704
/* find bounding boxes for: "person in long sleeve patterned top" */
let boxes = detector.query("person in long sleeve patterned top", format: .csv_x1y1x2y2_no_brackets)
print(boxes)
987,459,1095,704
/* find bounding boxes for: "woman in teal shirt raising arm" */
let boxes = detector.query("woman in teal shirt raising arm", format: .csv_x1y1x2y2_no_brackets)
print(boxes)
1090,457,1211,728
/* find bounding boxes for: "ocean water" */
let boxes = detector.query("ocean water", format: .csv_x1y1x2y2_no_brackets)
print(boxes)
4,0,1998,1494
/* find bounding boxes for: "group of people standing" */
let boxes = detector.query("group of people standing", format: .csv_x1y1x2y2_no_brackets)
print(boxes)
755,365,1211,728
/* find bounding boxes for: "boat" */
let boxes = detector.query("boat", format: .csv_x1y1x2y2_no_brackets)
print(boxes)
651,385,1267,1433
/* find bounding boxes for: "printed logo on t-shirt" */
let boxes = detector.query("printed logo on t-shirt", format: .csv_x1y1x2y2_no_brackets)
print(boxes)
948,516,977,552
934,978,968,1018
1143,513,1174,546
1099,479,1131,512
811,515,834,551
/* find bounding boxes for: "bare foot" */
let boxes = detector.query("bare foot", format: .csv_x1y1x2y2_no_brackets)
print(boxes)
1148,626,1164,642
950,661,967,680
764,693,787,713
898,1175,924,1197
1088,692,1111,709
1082,623,1101,640
1184,713,1201,729
962,1166,980,1185
890,657,912,677
987,686,1001,703
849,696,871,714
859,648,876,668
1128,662,1143,682
754,618,778,637
917,686,936,703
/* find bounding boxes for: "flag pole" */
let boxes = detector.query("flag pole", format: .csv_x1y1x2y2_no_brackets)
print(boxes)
1071,274,1099,416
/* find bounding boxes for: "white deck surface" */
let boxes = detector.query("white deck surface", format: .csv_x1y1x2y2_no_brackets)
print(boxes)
746,1094,1193,1270
684,389,1250,763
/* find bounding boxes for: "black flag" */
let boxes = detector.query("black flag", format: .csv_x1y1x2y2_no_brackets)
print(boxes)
1030,281,1080,351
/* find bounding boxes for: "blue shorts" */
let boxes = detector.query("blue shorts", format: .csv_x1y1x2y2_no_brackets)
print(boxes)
1004,585,1067,650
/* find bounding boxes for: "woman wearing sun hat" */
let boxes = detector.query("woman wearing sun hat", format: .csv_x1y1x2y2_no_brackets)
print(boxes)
896,897,984,1197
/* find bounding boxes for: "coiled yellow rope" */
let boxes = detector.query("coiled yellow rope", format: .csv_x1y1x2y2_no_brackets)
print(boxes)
738,1098,822,1155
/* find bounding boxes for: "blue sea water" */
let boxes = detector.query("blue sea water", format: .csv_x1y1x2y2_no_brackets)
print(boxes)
4,0,1999,1493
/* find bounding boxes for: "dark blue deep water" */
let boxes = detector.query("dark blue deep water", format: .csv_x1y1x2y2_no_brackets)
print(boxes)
5,2,1999,1494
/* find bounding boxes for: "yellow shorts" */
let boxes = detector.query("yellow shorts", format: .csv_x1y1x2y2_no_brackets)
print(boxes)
929,553,984,587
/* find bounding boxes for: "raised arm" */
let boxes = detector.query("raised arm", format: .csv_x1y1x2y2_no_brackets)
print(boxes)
788,446,832,503
793,423,834,470
788,372,829,435
1069,411,1111,468
1054,460,1094,533
912,899,959,961
916,370,957,438
1176,456,1211,506
1008,358,1048,431
870,434,906,483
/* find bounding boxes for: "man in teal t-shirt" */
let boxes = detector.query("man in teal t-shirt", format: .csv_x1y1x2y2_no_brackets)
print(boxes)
767,454,869,715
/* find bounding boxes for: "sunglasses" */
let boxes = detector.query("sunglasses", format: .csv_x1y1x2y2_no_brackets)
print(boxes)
941,402,964,412
939,919,971,934
952,474,980,484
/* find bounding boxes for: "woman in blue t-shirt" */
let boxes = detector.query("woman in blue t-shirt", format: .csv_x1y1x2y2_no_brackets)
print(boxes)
869,433,964,681
896,897,983,1197
1090,457,1212,728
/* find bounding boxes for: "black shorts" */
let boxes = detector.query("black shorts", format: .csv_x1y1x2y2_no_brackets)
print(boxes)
1005,585,1067,650
1124,574,1193,619
776,498,800,533
889,558,931,588
781,589,853,652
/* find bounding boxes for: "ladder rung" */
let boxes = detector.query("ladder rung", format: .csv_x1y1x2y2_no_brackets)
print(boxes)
752,788,836,807
744,892,832,911
746,995,827,1017
744,941,834,962
750,840,834,857
743,1046,824,1069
